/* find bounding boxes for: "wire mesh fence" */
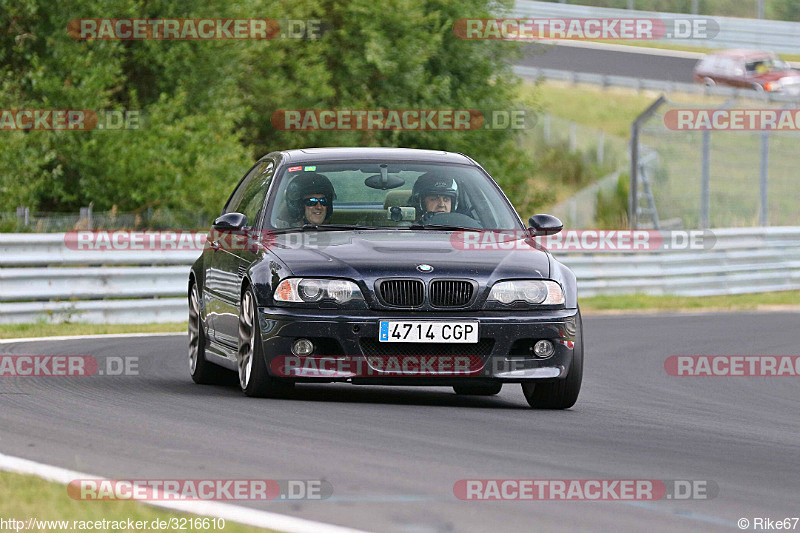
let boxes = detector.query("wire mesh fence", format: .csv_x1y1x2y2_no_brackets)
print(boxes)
521,112,630,229
0,207,212,233
634,98,800,229
524,112,629,171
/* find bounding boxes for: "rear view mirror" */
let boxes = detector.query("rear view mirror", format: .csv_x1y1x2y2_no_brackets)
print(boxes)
364,174,406,190
213,212,247,230
528,214,563,235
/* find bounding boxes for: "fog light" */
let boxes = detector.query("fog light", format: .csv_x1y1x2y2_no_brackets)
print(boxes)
533,340,555,358
292,338,314,356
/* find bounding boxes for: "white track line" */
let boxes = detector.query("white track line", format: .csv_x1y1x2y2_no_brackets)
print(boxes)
0,452,370,533
0,332,184,344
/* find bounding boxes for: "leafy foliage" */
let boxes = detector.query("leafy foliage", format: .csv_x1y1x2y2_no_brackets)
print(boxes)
1,0,539,221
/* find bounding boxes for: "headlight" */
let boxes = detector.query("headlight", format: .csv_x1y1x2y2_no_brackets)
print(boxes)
274,278,364,305
487,280,564,306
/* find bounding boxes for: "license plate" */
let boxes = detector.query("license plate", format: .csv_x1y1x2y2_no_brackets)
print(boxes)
378,321,479,343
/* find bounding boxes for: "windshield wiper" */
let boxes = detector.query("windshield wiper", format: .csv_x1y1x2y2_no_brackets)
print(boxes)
271,224,384,234
407,224,483,231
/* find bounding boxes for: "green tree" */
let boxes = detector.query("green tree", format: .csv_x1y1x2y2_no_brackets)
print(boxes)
1,0,539,222
0,0,252,220
236,0,540,211
772,0,800,21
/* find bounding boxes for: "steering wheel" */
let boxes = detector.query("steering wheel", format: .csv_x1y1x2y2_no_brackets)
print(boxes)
420,211,482,229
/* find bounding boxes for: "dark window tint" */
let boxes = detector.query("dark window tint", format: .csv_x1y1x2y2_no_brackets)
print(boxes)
226,160,274,227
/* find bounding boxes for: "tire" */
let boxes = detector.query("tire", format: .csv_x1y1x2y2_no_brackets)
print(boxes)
188,282,228,385
453,383,502,396
238,287,294,398
522,310,583,409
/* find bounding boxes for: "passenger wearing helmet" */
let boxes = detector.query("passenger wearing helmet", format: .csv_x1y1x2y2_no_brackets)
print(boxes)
410,172,459,223
283,172,336,226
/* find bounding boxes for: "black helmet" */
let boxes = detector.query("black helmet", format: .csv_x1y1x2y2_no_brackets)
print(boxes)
410,172,459,214
285,173,336,221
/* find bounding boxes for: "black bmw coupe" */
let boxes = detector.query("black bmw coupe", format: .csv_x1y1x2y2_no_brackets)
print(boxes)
189,147,582,408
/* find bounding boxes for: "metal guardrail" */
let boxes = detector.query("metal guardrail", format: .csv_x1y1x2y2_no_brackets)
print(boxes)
513,65,800,102
1,228,799,324
512,1,800,55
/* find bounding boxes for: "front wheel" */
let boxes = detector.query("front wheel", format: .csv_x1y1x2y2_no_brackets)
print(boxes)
522,310,583,409
237,288,294,398
188,283,227,384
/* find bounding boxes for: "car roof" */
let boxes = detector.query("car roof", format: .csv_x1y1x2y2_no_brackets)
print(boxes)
268,147,477,165
706,49,776,59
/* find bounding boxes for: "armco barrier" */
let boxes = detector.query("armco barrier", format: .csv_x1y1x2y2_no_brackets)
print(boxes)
0,228,799,324
513,66,800,103
512,0,800,55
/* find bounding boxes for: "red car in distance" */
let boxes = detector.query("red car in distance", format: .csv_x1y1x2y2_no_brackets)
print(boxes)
693,49,800,95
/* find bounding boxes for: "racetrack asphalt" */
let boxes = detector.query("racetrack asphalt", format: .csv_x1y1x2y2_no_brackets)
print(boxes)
1,312,798,532
519,43,698,82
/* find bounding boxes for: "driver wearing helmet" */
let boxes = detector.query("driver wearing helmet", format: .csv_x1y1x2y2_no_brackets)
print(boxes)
282,172,336,226
410,173,459,223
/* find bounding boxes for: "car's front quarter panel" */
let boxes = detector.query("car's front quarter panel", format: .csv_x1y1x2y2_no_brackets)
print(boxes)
250,251,292,309
549,255,578,310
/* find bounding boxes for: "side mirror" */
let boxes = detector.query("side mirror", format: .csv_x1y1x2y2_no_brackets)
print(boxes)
528,214,563,235
213,212,247,230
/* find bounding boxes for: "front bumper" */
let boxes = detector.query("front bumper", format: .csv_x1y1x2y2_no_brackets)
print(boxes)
257,307,579,383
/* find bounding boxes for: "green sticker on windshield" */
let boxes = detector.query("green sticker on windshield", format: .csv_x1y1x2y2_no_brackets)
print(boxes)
304,166,316,171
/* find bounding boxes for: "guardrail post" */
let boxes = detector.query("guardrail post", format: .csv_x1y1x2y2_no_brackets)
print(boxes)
597,130,605,165
80,206,93,231
700,130,711,229
759,130,769,226
16,207,29,228
543,112,551,143
569,122,577,153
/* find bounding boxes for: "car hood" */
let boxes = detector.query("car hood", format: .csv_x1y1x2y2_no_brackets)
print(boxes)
269,230,550,282
752,70,800,83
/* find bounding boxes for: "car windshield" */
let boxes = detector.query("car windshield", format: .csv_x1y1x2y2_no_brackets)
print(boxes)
266,161,524,231
745,56,790,73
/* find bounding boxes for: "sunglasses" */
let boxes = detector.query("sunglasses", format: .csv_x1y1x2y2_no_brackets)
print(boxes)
303,197,329,207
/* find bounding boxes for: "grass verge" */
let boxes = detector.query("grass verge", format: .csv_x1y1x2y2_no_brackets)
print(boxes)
581,290,800,313
523,80,654,138
522,80,730,139
0,322,185,339
0,471,276,533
